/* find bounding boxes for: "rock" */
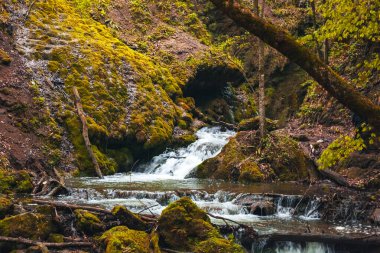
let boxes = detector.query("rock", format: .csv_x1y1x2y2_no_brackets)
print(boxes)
112,205,149,231
291,134,310,142
0,212,57,240
0,196,12,218
250,201,276,216
238,117,278,131
74,209,105,234
194,237,245,253
158,197,243,252
48,233,65,243
99,226,150,253
370,208,380,224
0,49,12,66
0,169,33,194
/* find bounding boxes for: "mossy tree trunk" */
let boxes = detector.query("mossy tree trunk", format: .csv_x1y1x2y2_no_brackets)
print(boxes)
73,87,104,179
210,0,380,132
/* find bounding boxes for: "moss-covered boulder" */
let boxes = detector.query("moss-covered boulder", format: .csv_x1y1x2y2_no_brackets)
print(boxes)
194,130,311,182
0,196,12,218
74,209,105,234
0,49,11,65
158,197,244,252
112,205,148,231
194,237,245,253
0,169,33,194
0,212,57,240
99,226,150,253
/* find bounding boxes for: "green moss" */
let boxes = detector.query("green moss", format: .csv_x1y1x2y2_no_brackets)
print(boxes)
74,209,105,234
194,237,245,253
158,197,243,252
238,117,278,131
238,160,264,183
0,196,12,218
99,226,150,253
0,169,33,194
0,213,57,240
48,233,64,243
111,205,148,231
0,49,11,65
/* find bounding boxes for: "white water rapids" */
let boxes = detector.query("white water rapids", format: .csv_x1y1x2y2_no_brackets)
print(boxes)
58,127,378,253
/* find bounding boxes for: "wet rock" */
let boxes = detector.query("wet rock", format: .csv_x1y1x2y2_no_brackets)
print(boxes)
0,212,57,240
112,205,148,231
250,201,276,216
99,226,150,253
74,209,105,234
194,237,245,253
158,197,244,252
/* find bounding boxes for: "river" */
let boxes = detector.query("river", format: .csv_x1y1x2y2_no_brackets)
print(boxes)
56,127,379,253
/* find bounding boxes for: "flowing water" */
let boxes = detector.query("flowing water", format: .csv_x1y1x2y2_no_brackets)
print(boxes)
56,127,379,253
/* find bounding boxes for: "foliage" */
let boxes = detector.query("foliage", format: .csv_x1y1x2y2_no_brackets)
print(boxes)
318,124,378,169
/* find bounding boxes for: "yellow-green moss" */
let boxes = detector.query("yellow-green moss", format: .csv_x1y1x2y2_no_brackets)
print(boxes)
0,195,12,218
0,169,33,194
48,233,64,243
99,226,150,253
194,237,245,253
0,213,56,240
149,232,161,253
74,209,105,234
238,160,264,183
0,49,11,65
111,205,148,231
158,197,243,252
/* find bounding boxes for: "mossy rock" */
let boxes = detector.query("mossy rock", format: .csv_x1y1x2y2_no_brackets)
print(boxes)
0,169,33,194
0,212,57,240
74,209,105,234
158,197,242,252
0,196,12,218
0,49,11,65
194,237,245,253
112,205,149,231
48,233,65,243
193,130,311,183
238,160,264,183
238,117,278,131
99,226,150,253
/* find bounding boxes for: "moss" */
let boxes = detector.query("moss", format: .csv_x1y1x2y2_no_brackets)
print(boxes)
111,205,148,231
149,232,161,253
99,226,150,253
47,233,64,243
238,160,264,183
194,237,245,253
238,117,278,131
0,169,33,194
74,209,105,234
0,49,11,65
0,196,12,218
106,148,133,172
0,213,57,240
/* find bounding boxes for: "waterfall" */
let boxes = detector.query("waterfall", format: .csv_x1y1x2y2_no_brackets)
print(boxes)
143,127,235,178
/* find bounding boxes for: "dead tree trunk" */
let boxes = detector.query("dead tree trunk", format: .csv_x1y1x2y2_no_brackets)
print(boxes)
210,0,380,132
257,0,266,138
73,87,103,179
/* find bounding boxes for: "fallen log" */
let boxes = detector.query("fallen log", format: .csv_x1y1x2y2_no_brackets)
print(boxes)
0,236,93,248
258,232,380,246
73,86,103,179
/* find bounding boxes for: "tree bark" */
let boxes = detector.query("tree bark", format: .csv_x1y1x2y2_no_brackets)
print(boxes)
0,236,93,248
210,0,380,132
73,87,103,179
258,0,266,138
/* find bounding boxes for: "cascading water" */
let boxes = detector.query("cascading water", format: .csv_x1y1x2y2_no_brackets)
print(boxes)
55,127,379,253
143,127,235,178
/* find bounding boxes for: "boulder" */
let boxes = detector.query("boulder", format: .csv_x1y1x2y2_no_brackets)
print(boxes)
112,205,149,231
157,197,244,252
99,226,150,253
370,208,380,225
250,201,276,216
74,209,105,234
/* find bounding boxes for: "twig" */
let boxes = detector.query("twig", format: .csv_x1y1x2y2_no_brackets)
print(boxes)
0,236,93,248
138,204,160,214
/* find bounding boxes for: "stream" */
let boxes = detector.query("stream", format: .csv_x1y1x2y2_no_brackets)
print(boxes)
57,127,379,253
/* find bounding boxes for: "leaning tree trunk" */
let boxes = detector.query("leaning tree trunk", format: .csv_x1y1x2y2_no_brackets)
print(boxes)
210,0,380,132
